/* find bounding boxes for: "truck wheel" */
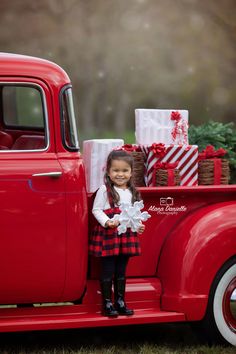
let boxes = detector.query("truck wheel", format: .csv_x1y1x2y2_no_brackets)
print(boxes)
196,257,236,346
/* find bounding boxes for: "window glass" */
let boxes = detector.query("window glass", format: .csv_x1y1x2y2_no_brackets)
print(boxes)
2,86,44,128
0,85,47,151
61,87,79,150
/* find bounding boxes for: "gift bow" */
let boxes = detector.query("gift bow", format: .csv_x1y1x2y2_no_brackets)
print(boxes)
199,145,227,185
149,143,166,157
152,161,179,186
153,161,179,170
119,144,141,152
171,111,182,122
198,145,227,160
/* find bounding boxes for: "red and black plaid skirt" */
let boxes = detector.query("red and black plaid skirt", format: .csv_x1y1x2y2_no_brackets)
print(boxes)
89,207,141,257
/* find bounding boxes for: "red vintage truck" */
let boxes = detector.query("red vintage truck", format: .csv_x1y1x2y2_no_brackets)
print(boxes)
0,53,235,346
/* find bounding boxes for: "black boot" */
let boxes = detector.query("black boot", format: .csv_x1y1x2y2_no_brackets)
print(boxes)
100,280,118,317
114,277,134,316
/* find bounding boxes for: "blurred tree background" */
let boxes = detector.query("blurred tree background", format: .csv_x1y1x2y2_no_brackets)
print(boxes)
0,0,235,140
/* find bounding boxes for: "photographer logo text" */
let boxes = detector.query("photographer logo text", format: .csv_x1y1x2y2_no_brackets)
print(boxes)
148,197,187,215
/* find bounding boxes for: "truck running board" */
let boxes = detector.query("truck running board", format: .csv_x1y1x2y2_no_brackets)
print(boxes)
0,278,185,332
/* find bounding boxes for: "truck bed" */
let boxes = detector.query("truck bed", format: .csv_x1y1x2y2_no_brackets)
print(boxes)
88,185,236,279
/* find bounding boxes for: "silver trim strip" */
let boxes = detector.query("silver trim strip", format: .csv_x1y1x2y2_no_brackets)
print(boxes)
32,172,62,178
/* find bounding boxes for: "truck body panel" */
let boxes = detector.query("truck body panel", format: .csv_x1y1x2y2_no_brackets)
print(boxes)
58,155,88,301
0,150,67,304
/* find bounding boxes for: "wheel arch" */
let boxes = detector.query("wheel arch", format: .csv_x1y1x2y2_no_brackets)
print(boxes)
192,256,236,346
157,202,236,321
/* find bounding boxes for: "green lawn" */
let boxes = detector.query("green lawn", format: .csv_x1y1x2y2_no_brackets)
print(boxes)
0,323,235,354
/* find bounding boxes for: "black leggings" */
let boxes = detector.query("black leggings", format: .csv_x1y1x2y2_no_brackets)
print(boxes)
100,255,130,282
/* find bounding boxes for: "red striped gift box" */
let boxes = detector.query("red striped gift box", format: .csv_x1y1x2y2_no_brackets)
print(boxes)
141,144,198,186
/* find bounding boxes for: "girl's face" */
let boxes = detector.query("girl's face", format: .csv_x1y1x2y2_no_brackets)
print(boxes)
108,159,132,189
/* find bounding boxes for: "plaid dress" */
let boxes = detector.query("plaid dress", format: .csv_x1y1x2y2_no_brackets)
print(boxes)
89,185,141,257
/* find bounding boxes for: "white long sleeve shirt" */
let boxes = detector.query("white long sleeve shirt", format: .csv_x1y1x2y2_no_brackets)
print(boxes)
92,184,132,227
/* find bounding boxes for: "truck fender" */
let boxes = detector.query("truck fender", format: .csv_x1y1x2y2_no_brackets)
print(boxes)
157,201,236,321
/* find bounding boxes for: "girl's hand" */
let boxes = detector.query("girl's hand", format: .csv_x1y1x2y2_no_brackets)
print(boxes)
105,219,119,228
137,223,145,234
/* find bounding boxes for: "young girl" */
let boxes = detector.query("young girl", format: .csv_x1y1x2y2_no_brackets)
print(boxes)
89,149,145,317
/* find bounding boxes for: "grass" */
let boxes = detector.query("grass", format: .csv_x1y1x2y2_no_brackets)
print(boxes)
0,323,235,354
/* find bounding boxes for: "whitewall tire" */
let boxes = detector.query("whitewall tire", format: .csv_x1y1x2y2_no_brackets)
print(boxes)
213,263,236,345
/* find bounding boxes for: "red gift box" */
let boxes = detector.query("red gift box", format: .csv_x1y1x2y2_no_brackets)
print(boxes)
141,143,198,186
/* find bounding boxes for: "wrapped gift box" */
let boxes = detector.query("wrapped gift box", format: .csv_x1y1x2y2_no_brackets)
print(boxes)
135,109,189,145
83,139,124,192
198,145,230,185
119,144,146,186
141,143,198,186
154,162,181,187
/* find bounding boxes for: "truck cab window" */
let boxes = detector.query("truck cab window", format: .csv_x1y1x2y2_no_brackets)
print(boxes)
3,86,44,128
0,85,47,151
61,87,79,150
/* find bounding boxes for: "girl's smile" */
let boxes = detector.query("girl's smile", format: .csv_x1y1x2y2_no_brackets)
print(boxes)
108,159,132,189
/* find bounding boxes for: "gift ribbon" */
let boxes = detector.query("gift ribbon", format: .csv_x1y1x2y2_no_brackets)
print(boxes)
171,111,188,143
152,161,179,186
213,158,222,185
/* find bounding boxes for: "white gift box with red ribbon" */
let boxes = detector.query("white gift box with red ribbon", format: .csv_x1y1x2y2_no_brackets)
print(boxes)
83,139,124,193
135,109,189,145
141,144,198,186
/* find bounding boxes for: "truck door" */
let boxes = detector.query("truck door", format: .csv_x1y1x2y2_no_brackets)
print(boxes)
0,82,66,304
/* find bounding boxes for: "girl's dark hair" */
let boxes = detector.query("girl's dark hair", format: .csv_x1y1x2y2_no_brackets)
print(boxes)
104,150,141,205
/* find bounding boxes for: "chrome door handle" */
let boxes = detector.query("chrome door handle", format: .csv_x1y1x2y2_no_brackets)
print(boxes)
32,172,62,178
